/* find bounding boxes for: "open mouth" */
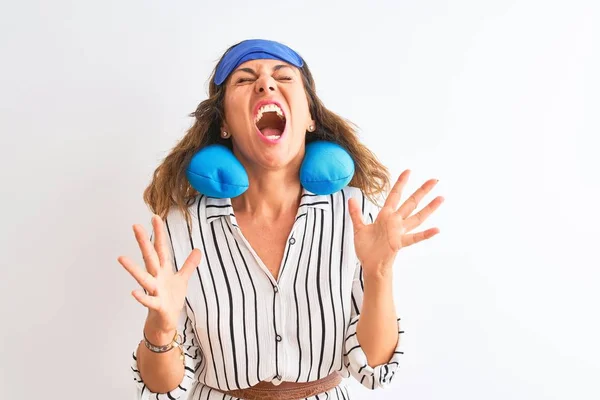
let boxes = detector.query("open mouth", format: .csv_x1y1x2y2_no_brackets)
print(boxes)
254,103,286,141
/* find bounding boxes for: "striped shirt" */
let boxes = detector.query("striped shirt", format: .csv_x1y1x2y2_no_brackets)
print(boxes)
131,186,404,399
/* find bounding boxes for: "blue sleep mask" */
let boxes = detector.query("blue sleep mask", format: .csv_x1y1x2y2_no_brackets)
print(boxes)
187,141,355,198
214,39,304,85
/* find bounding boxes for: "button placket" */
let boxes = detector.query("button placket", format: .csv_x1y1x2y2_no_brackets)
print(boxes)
273,282,282,382
273,234,295,383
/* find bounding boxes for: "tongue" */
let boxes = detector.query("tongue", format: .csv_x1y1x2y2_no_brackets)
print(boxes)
260,128,283,137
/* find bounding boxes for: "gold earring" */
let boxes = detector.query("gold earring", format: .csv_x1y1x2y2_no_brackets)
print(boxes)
221,131,230,138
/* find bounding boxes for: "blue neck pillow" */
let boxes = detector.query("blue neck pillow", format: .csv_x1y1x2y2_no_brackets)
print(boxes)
186,141,355,198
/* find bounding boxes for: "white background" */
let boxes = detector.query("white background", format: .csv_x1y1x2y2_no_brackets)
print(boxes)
1,1,599,399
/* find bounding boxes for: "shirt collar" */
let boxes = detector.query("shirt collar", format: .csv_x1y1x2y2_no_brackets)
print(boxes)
204,188,331,224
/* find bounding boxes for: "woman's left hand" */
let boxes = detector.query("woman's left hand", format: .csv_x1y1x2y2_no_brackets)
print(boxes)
348,169,444,279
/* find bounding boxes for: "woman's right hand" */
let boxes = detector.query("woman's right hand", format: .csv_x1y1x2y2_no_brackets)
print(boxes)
118,215,202,342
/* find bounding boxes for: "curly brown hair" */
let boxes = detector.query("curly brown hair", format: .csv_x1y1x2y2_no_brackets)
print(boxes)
143,42,390,223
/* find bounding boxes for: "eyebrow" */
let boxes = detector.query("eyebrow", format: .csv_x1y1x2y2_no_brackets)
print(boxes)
232,64,294,77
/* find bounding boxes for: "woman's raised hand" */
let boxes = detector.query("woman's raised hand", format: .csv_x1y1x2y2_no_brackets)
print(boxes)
348,169,444,279
118,215,202,337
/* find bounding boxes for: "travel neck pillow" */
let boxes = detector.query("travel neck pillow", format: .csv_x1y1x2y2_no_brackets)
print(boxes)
186,141,355,198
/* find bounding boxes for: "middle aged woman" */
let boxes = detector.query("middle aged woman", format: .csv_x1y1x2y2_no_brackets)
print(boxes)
121,38,444,400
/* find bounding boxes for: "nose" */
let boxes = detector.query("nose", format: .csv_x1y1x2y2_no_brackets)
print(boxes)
255,75,276,94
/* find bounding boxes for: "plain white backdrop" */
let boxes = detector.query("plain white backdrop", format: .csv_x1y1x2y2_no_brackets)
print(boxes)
1,1,598,399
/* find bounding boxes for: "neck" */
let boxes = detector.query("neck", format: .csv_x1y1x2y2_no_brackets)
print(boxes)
231,166,303,220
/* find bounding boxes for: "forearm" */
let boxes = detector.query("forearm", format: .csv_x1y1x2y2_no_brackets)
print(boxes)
136,324,185,393
356,270,399,366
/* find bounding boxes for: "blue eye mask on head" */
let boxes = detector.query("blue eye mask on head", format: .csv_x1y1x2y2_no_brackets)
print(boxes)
186,39,355,198
214,39,304,86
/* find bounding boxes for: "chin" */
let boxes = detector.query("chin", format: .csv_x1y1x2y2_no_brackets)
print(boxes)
256,146,303,171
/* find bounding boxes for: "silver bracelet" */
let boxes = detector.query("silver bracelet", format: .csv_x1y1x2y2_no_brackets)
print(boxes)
143,330,181,354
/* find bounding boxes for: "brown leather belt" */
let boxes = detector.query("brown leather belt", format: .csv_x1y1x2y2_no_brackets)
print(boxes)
219,372,342,400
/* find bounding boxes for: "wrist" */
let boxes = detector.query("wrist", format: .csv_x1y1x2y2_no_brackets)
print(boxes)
362,263,394,284
143,322,176,346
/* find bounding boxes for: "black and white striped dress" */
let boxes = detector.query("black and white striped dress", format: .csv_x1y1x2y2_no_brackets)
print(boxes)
131,186,404,399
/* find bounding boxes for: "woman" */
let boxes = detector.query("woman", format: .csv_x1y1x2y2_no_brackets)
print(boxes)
119,39,443,399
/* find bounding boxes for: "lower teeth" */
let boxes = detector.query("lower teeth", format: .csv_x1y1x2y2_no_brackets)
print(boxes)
266,135,281,140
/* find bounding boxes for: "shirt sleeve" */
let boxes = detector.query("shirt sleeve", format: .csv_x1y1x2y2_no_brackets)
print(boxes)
130,214,202,399
343,192,405,389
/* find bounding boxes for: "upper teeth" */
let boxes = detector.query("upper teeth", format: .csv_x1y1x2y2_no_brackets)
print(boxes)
255,104,285,123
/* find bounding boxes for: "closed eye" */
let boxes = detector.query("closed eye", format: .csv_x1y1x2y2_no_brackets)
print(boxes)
234,75,292,84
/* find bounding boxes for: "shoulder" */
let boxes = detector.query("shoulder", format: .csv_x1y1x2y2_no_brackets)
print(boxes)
340,186,381,223
163,195,198,223
158,195,204,239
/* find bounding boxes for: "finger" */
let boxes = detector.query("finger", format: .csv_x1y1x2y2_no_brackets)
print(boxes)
179,248,203,280
131,289,161,310
118,256,157,294
383,170,411,211
397,178,439,219
133,224,160,275
402,227,440,247
403,196,444,232
347,197,365,234
152,215,170,268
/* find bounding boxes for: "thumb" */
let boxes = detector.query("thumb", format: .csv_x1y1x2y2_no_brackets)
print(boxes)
348,197,365,235
179,248,202,280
